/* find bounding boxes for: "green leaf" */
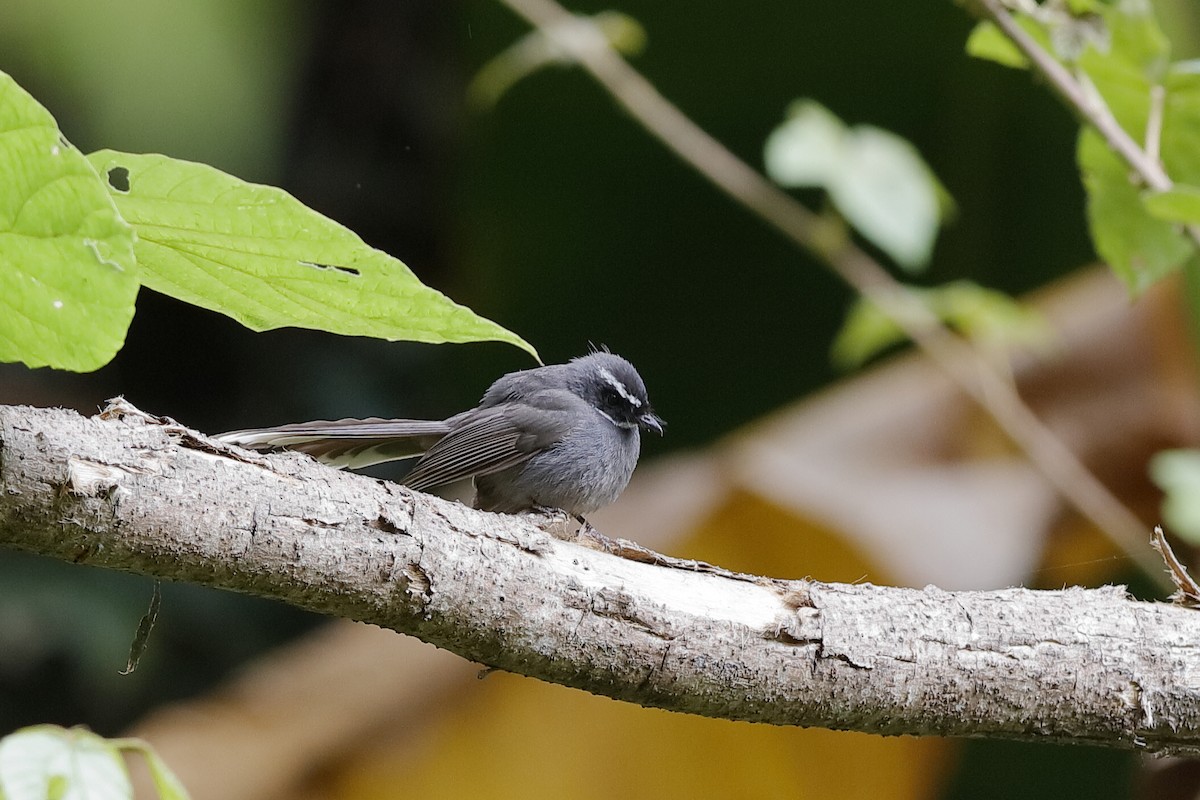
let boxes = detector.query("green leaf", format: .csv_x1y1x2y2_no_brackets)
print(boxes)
1098,0,1170,81
831,281,1051,370
137,747,190,800
1067,1,1200,293
829,126,942,270
1162,70,1200,186
965,21,1029,69
108,740,189,800
1079,130,1195,293
86,150,536,358
763,100,847,187
0,726,133,800
764,100,948,270
830,296,907,370
1142,185,1200,223
1150,449,1200,545
0,71,138,372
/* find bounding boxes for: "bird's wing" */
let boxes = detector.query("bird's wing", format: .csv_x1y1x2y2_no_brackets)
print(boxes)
402,402,572,491
217,418,452,470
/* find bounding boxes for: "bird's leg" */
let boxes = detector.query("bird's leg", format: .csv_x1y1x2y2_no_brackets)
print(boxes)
571,514,621,552
523,506,621,551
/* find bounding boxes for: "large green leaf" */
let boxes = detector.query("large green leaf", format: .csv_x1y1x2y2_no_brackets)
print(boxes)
0,71,138,371
86,150,536,358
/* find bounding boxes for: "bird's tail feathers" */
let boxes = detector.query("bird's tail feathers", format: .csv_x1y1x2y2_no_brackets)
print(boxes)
217,418,452,470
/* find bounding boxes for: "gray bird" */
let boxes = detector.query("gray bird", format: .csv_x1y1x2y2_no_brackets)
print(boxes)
218,352,663,515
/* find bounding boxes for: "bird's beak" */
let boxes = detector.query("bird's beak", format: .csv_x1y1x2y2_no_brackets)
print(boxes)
639,412,665,436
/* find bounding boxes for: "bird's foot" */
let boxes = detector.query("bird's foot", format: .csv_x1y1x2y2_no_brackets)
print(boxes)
525,504,584,540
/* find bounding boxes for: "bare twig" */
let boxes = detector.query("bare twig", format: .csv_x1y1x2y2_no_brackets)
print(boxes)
492,0,1168,589
1146,84,1165,168
1151,526,1200,607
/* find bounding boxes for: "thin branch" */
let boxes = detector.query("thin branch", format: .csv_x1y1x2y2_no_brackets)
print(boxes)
974,0,1171,189
492,0,1167,588
2,402,1199,752
1146,84,1165,168
971,0,1200,247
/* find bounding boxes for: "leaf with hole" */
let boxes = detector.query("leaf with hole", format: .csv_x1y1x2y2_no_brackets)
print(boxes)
86,150,536,359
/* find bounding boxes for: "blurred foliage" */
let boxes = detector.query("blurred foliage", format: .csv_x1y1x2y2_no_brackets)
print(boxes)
831,280,1054,369
970,0,1200,294
1150,448,1200,542
764,99,952,270
0,724,188,800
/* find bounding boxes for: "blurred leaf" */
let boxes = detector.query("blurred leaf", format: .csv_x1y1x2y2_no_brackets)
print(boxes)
1079,131,1194,293
1074,1,1166,131
109,739,190,800
965,14,1060,69
1141,185,1200,223
830,296,904,370
765,100,948,270
1150,449,1200,545
831,281,1050,369
930,280,1053,348
86,150,536,359
0,726,132,800
0,70,137,372
965,22,1030,69
763,100,847,187
1162,70,1200,186
1095,0,1169,80
1046,10,1107,64
831,127,943,270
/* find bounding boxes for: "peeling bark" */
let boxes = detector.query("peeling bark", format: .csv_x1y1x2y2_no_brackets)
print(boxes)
1,401,1198,754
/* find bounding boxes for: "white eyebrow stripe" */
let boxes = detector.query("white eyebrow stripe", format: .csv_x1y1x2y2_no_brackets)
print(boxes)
598,367,642,407
596,407,637,429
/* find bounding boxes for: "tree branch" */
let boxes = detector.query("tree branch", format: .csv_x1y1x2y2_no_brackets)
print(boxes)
2,401,1198,753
